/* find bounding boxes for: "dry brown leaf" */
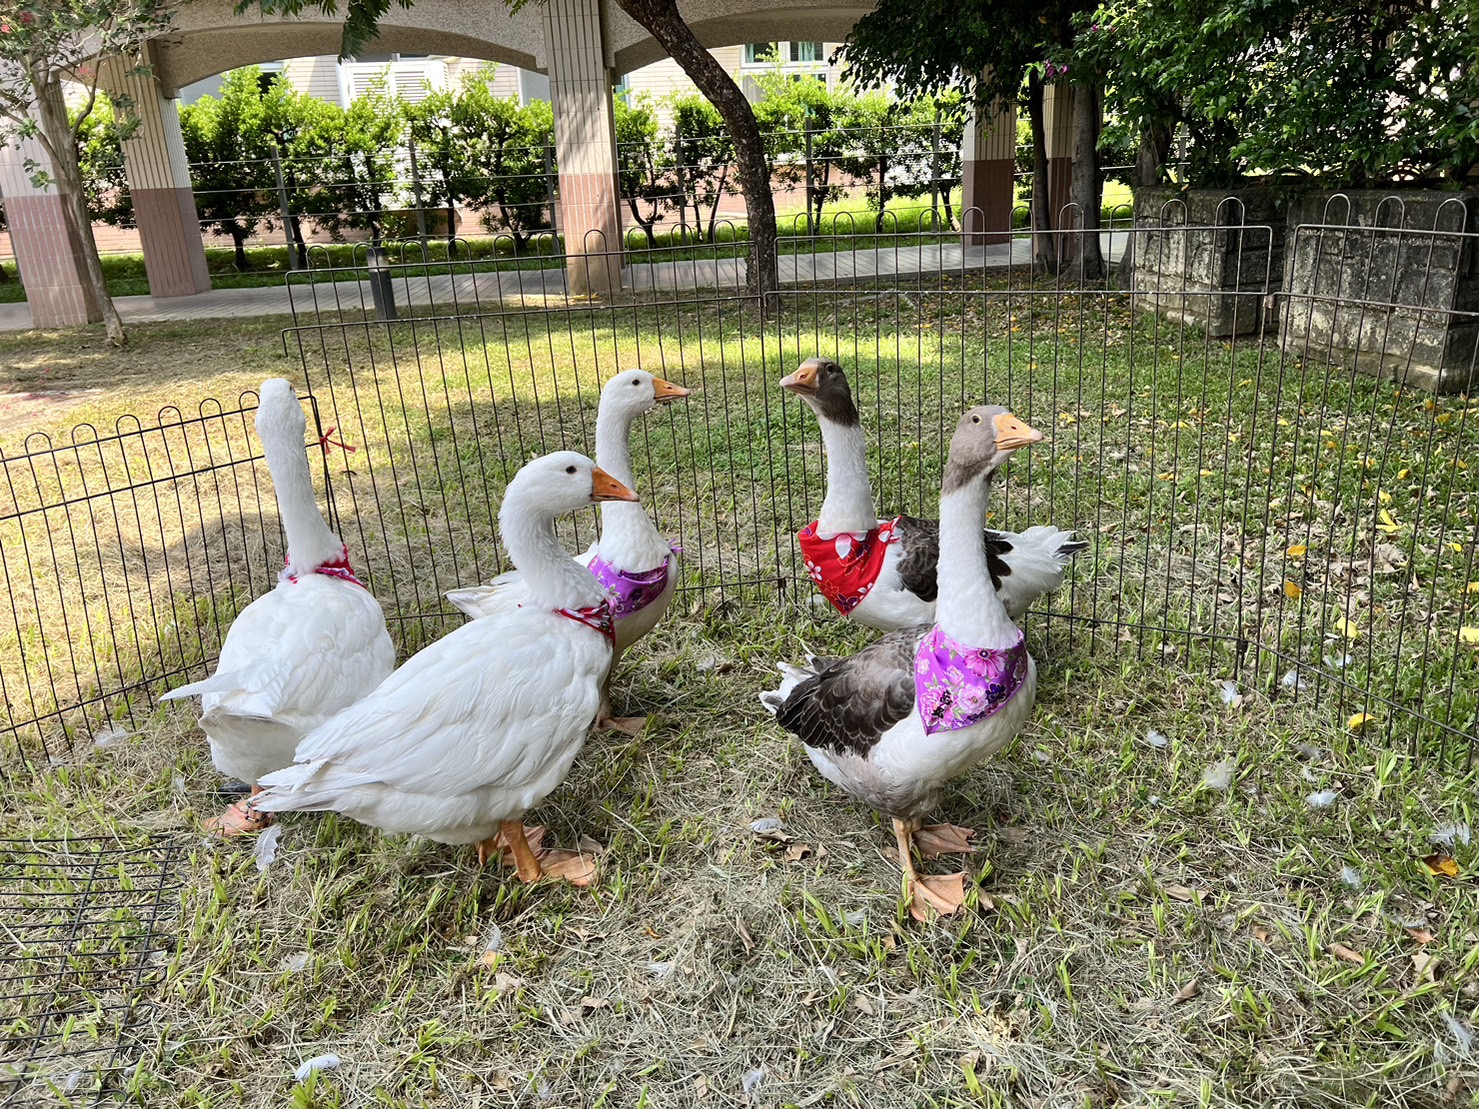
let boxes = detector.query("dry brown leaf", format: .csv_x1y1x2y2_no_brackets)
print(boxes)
694,1075,710,1100
1171,978,1201,1003
1406,926,1436,944
997,827,1031,846
1412,950,1437,984
1327,942,1365,964
852,993,876,1015
478,950,499,968
580,996,610,1011
491,1072,513,1092
1422,852,1460,878
643,925,663,940
784,842,813,863
1252,924,1271,944
735,916,755,952
1164,883,1198,902
492,972,522,993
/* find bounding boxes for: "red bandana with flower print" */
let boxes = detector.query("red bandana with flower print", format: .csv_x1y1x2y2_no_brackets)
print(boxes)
796,517,901,615
555,600,616,644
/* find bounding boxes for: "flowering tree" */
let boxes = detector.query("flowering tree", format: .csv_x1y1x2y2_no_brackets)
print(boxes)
0,0,177,342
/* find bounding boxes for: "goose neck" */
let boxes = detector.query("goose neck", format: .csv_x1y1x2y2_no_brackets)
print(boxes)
501,494,606,611
814,414,876,537
935,474,1018,648
260,419,343,573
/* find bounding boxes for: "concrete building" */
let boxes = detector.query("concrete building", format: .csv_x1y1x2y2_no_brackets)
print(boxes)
1,0,1040,322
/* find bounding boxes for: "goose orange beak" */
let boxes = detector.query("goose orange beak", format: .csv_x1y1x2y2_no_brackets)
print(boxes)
652,376,691,403
779,359,823,393
591,466,640,503
993,412,1044,450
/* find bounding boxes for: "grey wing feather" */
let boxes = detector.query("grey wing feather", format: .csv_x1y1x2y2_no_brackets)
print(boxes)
773,627,925,759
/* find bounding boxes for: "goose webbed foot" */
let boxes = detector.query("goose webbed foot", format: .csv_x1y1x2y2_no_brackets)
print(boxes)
203,787,274,836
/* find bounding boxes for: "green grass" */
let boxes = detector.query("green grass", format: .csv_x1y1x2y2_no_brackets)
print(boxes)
1,278,1476,1105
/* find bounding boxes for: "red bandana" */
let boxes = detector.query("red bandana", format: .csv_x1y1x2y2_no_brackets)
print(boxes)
796,517,901,615
555,600,616,644
283,544,367,590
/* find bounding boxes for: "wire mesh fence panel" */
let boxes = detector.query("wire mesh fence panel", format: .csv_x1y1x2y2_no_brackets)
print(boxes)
0,836,186,1108
0,206,1474,777
0,398,291,775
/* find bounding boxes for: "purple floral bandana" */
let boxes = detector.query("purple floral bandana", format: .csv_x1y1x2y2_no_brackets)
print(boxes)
914,628,1028,735
588,541,680,619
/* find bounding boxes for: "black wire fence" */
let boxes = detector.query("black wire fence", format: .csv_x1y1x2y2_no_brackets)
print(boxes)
2,198,1475,780
0,835,186,1107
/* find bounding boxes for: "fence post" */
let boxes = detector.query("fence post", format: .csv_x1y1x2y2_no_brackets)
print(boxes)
407,138,428,246
271,145,299,271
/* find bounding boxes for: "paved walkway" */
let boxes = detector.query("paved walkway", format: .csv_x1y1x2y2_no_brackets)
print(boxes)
0,234,1127,332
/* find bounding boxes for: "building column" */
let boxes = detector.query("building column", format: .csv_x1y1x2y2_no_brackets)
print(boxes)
0,135,100,327
106,54,211,298
1042,83,1076,258
960,97,1017,245
542,0,622,297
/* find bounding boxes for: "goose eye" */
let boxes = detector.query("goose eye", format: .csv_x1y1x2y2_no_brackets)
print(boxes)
971,415,981,424
631,378,640,386
565,465,576,474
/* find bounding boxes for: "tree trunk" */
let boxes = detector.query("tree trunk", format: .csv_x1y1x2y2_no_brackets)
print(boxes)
1026,69,1057,273
1136,120,1173,189
33,67,123,342
613,0,779,305
230,223,251,271
1070,81,1104,281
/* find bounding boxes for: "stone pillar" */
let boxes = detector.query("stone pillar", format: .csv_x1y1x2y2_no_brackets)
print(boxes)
107,55,211,298
0,135,100,327
960,97,1017,245
542,0,622,297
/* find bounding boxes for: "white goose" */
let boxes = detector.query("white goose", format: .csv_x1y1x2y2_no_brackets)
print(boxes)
253,452,638,884
763,406,1042,920
782,357,1085,631
446,369,690,734
162,379,395,835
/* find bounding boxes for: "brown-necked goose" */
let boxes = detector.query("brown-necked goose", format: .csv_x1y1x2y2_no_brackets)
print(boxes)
781,357,1085,631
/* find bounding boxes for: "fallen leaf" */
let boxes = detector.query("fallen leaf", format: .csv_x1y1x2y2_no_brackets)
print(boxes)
784,842,813,863
1412,950,1437,984
1327,942,1365,964
580,996,610,1011
1287,543,1308,558
997,827,1030,846
1335,616,1361,640
1376,509,1402,534
1406,927,1436,944
694,1075,710,1100
1347,713,1376,734
492,972,522,994
1460,627,1479,646
735,916,755,952
643,925,663,940
1164,883,1198,902
1422,852,1460,878
852,993,876,1015
1252,924,1271,944
1171,978,1201,1003
1467,582,1479,595
1284,580,1303,600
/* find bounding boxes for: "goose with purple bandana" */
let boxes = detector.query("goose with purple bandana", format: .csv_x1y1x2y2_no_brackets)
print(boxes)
762,405,1043,921
446,369,690,735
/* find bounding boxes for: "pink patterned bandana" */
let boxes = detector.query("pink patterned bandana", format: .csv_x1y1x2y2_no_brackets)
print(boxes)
588,542,680,620
797,517,901,615
283,544,367,590
914,628,1028,735
555,600,616,644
